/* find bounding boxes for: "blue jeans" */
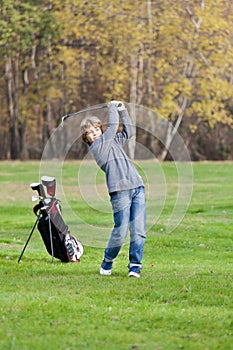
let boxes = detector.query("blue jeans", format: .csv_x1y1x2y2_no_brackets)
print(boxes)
102,186,146,273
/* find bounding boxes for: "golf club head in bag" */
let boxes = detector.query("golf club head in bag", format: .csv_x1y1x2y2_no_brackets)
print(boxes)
30,182,46,199
41,176,56,197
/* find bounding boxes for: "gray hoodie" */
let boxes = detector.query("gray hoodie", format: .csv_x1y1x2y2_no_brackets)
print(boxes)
90,103,144,194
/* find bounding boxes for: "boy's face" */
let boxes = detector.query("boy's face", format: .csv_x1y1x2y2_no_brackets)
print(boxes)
86,126,102,144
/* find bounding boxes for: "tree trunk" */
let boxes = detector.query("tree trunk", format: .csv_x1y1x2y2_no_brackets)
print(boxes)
43,100,55,158
5,55,20,159
129,53,138,159
146,0,157,157
159,97,188,161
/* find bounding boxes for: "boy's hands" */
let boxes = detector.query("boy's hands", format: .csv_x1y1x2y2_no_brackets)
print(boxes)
109,100,126,111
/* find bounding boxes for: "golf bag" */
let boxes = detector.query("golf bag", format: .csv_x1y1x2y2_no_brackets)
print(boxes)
35,198,83,262
18,176,83,263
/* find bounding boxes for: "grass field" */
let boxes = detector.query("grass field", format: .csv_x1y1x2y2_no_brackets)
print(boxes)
0,161,232,350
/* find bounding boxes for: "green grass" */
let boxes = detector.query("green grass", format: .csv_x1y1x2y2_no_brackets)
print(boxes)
0,161,232,350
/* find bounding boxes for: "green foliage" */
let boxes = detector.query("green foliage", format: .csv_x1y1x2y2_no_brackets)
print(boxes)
0,0,60,54
0,160,232,349
0,1,233,160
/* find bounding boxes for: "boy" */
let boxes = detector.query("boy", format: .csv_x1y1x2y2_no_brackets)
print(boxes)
80,101,146,278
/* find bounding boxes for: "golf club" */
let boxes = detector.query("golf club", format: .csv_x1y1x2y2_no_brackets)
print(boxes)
60,102,123,126
61,103,108,126
30,182,46,199
41,176,56,197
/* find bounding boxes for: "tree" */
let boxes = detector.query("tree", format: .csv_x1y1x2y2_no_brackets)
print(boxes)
0,0,60,159
147,0,233,159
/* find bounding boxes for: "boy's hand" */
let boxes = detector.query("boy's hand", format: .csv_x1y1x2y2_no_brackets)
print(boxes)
110,100,126,111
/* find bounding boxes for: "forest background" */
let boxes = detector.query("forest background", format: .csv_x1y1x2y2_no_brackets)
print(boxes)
0,0,233,161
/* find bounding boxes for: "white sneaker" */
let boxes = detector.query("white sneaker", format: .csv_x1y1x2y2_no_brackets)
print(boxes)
128,271,140,278
100,267,112,276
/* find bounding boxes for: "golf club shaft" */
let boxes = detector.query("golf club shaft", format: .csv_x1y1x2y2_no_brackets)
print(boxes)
61,104,108,124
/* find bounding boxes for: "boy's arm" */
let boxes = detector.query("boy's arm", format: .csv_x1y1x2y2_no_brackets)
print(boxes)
90,102,119,166
112,101,134,141
118,108,134,139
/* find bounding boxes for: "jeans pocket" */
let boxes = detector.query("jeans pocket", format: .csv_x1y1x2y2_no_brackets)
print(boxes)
110,191,130,213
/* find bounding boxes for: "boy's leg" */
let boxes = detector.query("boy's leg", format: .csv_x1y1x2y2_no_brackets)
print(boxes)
100,191,131,274
129,186,146,276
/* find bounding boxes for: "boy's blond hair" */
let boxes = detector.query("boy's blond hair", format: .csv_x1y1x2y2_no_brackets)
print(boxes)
80,116,103,145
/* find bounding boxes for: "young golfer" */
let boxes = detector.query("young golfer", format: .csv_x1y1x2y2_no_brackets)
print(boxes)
80,101,146,278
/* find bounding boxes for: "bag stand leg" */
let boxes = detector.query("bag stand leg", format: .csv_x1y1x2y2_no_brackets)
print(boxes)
48,213,54,264
18,216,40,263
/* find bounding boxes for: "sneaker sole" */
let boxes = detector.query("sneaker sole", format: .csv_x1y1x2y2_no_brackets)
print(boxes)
128,271,140,278
100,267,112,276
